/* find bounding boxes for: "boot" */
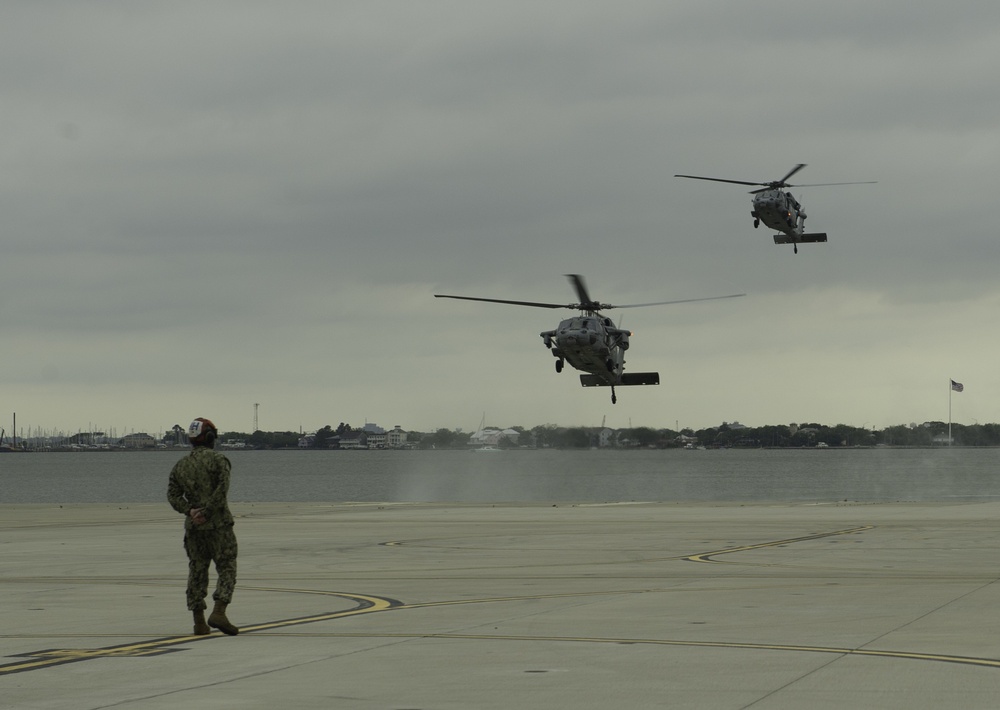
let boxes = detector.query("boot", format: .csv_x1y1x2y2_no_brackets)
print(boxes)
208,600,239,636
192,608,211,635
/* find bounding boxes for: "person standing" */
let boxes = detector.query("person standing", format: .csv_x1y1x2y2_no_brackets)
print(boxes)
167,417,239,636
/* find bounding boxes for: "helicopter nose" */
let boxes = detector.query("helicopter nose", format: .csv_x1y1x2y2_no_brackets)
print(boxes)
558,329,596,348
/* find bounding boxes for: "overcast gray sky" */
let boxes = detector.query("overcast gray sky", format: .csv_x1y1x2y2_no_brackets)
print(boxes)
3,1,999,437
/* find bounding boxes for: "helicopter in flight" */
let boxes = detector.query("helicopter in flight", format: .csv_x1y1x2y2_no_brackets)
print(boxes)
435,274,744,404
674,164,875,253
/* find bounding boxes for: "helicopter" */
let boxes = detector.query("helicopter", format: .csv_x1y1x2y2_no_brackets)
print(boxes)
435,274,744,404
674,164,875,253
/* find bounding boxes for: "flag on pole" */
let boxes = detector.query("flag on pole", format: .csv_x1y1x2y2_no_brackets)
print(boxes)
951,380,964,392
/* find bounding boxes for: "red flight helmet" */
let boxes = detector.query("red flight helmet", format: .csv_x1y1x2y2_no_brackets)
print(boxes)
187,417,218,445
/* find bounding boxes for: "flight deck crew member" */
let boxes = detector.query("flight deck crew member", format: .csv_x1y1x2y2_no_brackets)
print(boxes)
167,417,239,636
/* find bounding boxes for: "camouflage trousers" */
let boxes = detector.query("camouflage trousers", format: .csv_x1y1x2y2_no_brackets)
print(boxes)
183,525,238,611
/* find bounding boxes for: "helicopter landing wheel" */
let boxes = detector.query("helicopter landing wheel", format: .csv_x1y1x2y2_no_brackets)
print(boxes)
753,218,759,228
605,359,614,372
555,359,564,373
611,387,617,405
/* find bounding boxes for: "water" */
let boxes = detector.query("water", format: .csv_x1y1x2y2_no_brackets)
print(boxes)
2,447,999,505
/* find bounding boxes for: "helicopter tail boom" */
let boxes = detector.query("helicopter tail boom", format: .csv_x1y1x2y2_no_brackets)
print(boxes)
580,372,660,388
773,232,827,245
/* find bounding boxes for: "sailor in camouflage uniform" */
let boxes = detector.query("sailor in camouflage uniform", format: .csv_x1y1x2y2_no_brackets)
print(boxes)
167,417,239,636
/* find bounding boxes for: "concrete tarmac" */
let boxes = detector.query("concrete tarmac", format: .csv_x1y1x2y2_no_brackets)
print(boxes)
4,499,1000,709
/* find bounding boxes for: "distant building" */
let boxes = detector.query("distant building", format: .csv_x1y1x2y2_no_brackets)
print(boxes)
387,425,408,448
469,428,519,448
355,423,388,448
338,431,368,449
119,433,156,449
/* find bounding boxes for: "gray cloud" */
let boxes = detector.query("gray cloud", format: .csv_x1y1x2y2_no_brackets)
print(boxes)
2,1,998,435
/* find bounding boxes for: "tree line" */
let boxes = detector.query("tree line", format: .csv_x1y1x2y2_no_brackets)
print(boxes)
221,421,1000,449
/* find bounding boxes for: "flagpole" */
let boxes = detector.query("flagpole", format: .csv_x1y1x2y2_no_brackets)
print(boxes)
948,378,952,447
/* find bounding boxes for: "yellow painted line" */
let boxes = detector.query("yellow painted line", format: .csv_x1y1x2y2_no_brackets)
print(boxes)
0,591,399,676
238,590,399,633
683,526,873,563
0,525,890,677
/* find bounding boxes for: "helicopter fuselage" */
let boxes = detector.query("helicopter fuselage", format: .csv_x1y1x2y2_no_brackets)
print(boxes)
541,315,629,385
751,189,805,236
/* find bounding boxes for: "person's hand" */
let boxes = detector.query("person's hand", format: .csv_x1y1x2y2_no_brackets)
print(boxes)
189,508,207,526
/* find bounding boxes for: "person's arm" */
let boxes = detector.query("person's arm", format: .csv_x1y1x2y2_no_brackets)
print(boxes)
201,455,232,521
167,469,190,516
168,463,207,524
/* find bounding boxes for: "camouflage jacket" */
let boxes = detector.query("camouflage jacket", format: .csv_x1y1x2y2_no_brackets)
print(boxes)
167,447,234,531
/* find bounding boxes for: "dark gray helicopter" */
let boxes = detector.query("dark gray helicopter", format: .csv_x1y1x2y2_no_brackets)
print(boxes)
675,164,875,253
436,275,744,404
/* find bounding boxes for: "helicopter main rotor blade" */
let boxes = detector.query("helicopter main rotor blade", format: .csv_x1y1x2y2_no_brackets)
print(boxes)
778,163,807,184
434,294,569,309
783,181,878,188
674,174,764,187
607,293,746,309
437,285,745,312
566,274,594,306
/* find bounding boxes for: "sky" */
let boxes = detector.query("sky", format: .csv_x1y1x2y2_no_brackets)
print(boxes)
3,1,1000,437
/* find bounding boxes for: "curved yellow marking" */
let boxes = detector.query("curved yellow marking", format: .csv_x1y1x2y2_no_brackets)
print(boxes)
0,525,934,679
238,589,397,633
683,525,873,563
0,590,398,676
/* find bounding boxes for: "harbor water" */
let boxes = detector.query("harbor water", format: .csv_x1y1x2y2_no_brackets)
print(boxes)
2,447,999,505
